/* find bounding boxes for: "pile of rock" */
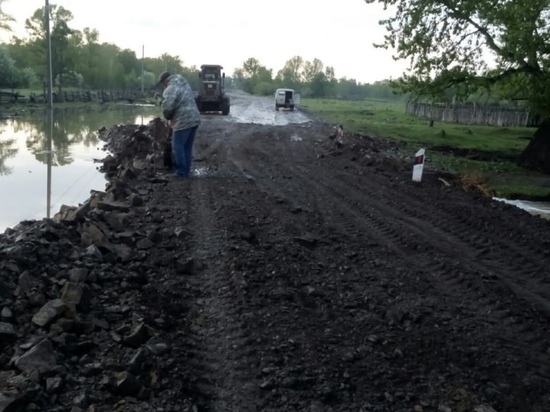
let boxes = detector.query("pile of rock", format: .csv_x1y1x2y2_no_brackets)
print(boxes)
0,118,180,411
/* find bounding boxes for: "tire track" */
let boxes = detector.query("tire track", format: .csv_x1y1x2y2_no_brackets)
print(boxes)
230,135,550,380
332,170,550,313
182,177,260,411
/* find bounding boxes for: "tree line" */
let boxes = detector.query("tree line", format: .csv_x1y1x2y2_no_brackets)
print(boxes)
0,3,398,101
231,56,397,100
0,4,196,98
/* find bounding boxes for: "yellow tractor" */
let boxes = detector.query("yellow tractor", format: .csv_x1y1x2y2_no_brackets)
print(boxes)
195,64,230,115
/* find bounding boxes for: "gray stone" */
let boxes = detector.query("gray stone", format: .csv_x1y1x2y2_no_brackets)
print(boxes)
15,339,57,374
123,323,156,348
68,267,89,283
60,282,91,311
18,271,45,298
114,244,135,263
46,376,64,394
53,203,89,223
1,307,13,319
120,167,138,180
80,222,108,246
174,227,191,239
73,392,89,408
127,193,144,206
6,373,30,391
104,213,130,232
85,245,103,259
136,238,154,250
114,371,141,396
0,322,16,341
97,201,131,213
474,405,498,412
32,299,69,327
128,348,150,374
0,392,24,412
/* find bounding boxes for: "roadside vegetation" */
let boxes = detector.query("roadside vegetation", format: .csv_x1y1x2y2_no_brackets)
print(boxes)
302,98,550,200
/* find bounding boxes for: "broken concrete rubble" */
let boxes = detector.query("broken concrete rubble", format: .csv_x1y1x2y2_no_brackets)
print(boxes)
1,112,548,411
0,119,177,411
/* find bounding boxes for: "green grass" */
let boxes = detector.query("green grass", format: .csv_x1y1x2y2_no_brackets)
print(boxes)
302,98,550,200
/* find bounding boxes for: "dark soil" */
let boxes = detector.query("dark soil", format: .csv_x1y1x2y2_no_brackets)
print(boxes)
1,114,550,412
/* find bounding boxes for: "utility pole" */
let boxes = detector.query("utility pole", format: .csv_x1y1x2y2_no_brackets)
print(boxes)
45,0,53,109
141,44,144,94
45,0,54,218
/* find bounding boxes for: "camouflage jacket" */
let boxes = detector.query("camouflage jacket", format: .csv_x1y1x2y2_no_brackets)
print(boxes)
161,74,201,131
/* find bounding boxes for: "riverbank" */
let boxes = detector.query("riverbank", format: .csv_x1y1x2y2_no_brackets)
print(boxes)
301,98,550,201
3,96,550,201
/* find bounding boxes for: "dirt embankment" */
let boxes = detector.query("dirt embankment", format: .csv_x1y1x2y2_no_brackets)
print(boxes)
1,96,550,412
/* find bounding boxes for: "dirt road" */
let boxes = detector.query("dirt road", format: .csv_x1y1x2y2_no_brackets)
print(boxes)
138,93,550,411
2,92,550,412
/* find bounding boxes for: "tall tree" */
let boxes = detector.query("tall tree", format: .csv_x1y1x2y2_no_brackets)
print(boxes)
241,58,262,78
0,0,13,31
159,53,183,73
277,56,304,89
234,58,272,94
309,72,327,98
365,0,550,110
365,0,550,171
303,58,324,83
24,5,76,95
74,27,99,87
0,45,18,87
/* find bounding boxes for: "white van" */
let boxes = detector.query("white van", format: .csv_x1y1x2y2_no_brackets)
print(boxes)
274,88,300,111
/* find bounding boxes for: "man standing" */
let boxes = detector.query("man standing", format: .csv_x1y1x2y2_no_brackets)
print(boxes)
158,71,201,178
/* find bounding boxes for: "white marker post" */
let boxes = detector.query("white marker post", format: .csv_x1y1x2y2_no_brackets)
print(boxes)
412,148,425,182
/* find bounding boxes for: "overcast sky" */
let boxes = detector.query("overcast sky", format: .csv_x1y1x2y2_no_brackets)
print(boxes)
1,0,409,84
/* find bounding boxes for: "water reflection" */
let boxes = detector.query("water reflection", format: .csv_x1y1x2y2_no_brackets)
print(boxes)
0,104,159,231
0,131,18,176
495,197,550,219
46,108,54,219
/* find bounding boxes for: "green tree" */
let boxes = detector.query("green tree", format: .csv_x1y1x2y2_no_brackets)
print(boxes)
0,0,13,31
276,56,304,90
181,66,200,91
309,72,327,98
24,5,77,95
0,45,19,87
5,38,41,87
96,43,125,88
75,28,101,88
324,66,337,98
234,58,274,94
159,53,182,73
366,0,550,171
365,0,550,112
303,58,324,83
241,57,262,78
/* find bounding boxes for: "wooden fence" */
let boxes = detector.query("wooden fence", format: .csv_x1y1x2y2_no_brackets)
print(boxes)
1,89,157,105
0,91,24,104
405,102,539,127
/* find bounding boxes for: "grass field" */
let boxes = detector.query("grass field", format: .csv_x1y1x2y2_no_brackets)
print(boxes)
301,98,550,200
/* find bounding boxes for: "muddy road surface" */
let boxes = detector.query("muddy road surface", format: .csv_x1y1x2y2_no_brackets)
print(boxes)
1,92,550,412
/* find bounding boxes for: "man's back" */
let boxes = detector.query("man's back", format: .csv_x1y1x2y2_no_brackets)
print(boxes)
162,74,201,131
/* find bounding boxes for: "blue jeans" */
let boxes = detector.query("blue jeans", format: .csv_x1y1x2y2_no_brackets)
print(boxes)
172,126,198,177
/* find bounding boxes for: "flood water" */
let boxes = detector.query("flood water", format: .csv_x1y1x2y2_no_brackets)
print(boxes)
1,104,550,232
0,104,159,232
494,197,550,220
